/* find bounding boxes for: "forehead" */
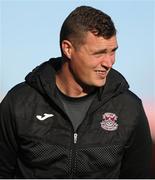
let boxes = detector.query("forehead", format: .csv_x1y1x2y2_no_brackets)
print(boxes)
83,32,118,49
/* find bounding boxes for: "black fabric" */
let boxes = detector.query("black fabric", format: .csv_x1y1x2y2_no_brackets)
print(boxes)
0,57,152,178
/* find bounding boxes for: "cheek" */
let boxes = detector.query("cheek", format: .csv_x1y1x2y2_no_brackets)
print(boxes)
73,57,91,70
73,61,94,79
70,59,86,76
111,54,116,64
70,53,96,75
90,58,105,68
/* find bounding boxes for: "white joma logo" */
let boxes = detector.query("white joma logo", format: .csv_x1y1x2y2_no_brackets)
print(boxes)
36,113,54,121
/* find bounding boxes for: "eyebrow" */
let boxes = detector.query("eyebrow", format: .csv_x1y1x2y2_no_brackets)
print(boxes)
92,46,118,55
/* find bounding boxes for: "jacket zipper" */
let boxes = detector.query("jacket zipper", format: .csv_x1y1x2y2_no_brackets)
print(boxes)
70,132,78,178
74,133,78,144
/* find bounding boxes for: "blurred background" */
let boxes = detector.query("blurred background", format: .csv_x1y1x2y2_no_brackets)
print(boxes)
0,0,155,176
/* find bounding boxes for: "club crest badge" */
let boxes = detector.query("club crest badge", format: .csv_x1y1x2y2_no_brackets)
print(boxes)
100,112,118,131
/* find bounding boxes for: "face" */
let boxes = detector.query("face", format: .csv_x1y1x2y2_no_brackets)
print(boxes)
63,32,118,87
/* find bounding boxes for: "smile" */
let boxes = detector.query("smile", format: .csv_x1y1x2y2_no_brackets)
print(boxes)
95,70,106,73
95,70,107,77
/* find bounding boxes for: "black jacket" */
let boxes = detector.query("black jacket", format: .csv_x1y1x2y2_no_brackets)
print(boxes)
0,58,152,178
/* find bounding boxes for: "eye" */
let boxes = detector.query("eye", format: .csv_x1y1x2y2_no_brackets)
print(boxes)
94,53,105,58
111,47,118,54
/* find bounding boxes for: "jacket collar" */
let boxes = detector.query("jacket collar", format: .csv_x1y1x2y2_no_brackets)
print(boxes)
25,57,129,106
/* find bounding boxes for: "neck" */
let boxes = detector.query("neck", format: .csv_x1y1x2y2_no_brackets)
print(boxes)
56,62,96,98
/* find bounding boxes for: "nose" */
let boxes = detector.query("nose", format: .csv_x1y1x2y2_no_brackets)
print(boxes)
101,54,115,69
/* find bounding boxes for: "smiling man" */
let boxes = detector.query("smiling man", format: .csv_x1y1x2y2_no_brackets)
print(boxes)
0,6,152,178
57,32,118,94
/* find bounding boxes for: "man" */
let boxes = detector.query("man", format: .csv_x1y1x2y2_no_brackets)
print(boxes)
0,6,152,178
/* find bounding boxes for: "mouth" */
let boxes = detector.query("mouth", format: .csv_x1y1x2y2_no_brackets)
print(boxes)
95,70,107,77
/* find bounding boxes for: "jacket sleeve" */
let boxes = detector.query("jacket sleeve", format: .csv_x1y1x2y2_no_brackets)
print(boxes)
0,93,18,178
119,101,152,178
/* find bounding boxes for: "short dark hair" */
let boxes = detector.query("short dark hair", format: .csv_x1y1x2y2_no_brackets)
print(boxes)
60,6,116,51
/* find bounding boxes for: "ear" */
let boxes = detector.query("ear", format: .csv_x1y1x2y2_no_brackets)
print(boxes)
61,40,73,59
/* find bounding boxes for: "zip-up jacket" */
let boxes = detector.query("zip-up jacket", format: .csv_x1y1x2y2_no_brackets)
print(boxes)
0,57,152,178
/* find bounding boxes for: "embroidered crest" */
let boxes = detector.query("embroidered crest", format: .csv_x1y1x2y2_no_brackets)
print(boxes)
100,112,118,131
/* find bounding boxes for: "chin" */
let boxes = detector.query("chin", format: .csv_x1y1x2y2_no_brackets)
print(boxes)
94,79,106,87
90,81,105,87
83,79,106,88
94,83,105,87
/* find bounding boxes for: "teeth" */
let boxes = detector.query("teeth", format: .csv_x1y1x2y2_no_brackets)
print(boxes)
95,70,106,76
96,70,104,72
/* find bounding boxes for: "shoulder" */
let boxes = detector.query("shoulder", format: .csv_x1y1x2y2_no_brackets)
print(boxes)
9,82,32,93
116,90,145,123
7,82,35,100
122,90,142,107
1,82,39,108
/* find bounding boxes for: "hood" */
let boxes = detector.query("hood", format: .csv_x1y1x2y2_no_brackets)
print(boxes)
25,57,61,97
102,67,129,99
25,57,129,104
